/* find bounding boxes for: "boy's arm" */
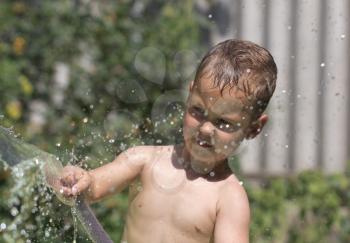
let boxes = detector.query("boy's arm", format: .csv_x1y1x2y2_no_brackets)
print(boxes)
85,146,153,202
213,180,250,243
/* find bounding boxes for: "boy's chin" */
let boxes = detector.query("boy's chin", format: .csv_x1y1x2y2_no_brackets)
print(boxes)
187,146,227,167
186,143,215,159
191,144,233,159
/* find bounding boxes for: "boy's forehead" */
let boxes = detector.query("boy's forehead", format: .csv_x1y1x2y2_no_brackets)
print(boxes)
195,79,247,103
192,79,250,114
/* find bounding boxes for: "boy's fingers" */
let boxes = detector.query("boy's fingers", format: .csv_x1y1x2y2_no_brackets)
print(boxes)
60,171,74,184
57,166,90,197
60,170,79,186
71,175,90,196
59,186,73,196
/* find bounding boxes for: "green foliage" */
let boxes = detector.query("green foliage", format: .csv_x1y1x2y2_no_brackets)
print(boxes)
249,170,350,243
0,0,205,163
0,0,205,242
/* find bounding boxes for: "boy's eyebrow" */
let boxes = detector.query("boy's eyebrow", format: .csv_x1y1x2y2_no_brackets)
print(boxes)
221,114,252,127
218,113,244,121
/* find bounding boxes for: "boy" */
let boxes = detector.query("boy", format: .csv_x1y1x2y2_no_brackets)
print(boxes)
58,39,277,243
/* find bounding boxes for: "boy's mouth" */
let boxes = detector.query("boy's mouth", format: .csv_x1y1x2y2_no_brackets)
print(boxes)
196,138,213,148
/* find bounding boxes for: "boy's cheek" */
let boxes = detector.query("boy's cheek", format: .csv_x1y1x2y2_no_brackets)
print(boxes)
183,125,197,142
183,114,199,134
215,136,244,155
183,112,197,125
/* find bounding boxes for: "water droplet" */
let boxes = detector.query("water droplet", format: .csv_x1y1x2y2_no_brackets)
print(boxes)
83,117,88,123
0,223,6,230
320,62,326,67
239,181,244,186
285,144,289,148
282,90,287,93
56,143,61,147
287,25,292,30
109,139,115,143
10,207,19,216
209,172,215,177
137,186,143,192
264,133,268,137
246,68,251,73
340,34,346,39
208,14,212,19
119,143,127,150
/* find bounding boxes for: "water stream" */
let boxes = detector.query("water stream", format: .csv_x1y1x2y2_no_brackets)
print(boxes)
0,126,113,243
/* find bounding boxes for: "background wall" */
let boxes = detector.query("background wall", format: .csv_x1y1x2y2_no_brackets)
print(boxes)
204,0,350,176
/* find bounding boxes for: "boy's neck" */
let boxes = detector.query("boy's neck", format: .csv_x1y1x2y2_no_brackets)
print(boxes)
173,144,232,181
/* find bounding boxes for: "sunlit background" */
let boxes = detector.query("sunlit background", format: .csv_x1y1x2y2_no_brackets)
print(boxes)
0,0,349,242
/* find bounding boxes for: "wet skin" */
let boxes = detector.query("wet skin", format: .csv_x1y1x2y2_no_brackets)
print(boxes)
58,77,268,243
123,145,248,243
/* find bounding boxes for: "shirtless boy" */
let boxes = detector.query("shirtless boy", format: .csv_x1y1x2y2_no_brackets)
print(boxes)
58,39,277,243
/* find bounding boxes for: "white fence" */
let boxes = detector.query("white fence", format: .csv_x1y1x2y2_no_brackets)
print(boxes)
207,0,350,176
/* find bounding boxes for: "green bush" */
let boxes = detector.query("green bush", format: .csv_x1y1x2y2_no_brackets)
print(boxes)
248,170,350,243
0,1,206,242
0,0,206,161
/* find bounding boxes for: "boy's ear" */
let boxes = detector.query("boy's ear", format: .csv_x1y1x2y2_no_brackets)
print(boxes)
245,114,268,139
189,80,195,91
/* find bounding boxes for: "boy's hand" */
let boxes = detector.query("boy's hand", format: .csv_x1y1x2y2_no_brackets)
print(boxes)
59,165,92,197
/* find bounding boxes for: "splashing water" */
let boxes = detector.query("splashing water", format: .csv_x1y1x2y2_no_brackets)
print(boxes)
0,126,113,243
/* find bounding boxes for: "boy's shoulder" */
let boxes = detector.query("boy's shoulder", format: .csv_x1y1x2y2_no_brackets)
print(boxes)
217,174,249,211
212,175,250,242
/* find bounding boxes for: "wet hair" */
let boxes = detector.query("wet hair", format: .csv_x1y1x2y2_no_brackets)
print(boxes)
194,39,277,117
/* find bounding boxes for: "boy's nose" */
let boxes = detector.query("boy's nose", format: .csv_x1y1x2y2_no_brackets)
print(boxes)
199,121,215,136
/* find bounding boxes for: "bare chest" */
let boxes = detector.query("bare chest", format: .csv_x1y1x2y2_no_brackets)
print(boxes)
128,177,219,237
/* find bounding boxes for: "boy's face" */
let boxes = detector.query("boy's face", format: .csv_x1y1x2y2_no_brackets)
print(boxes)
183,77,266,171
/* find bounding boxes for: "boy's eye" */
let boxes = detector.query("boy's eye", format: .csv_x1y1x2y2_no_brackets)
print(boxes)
190,106,206,118
215,119,241,132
